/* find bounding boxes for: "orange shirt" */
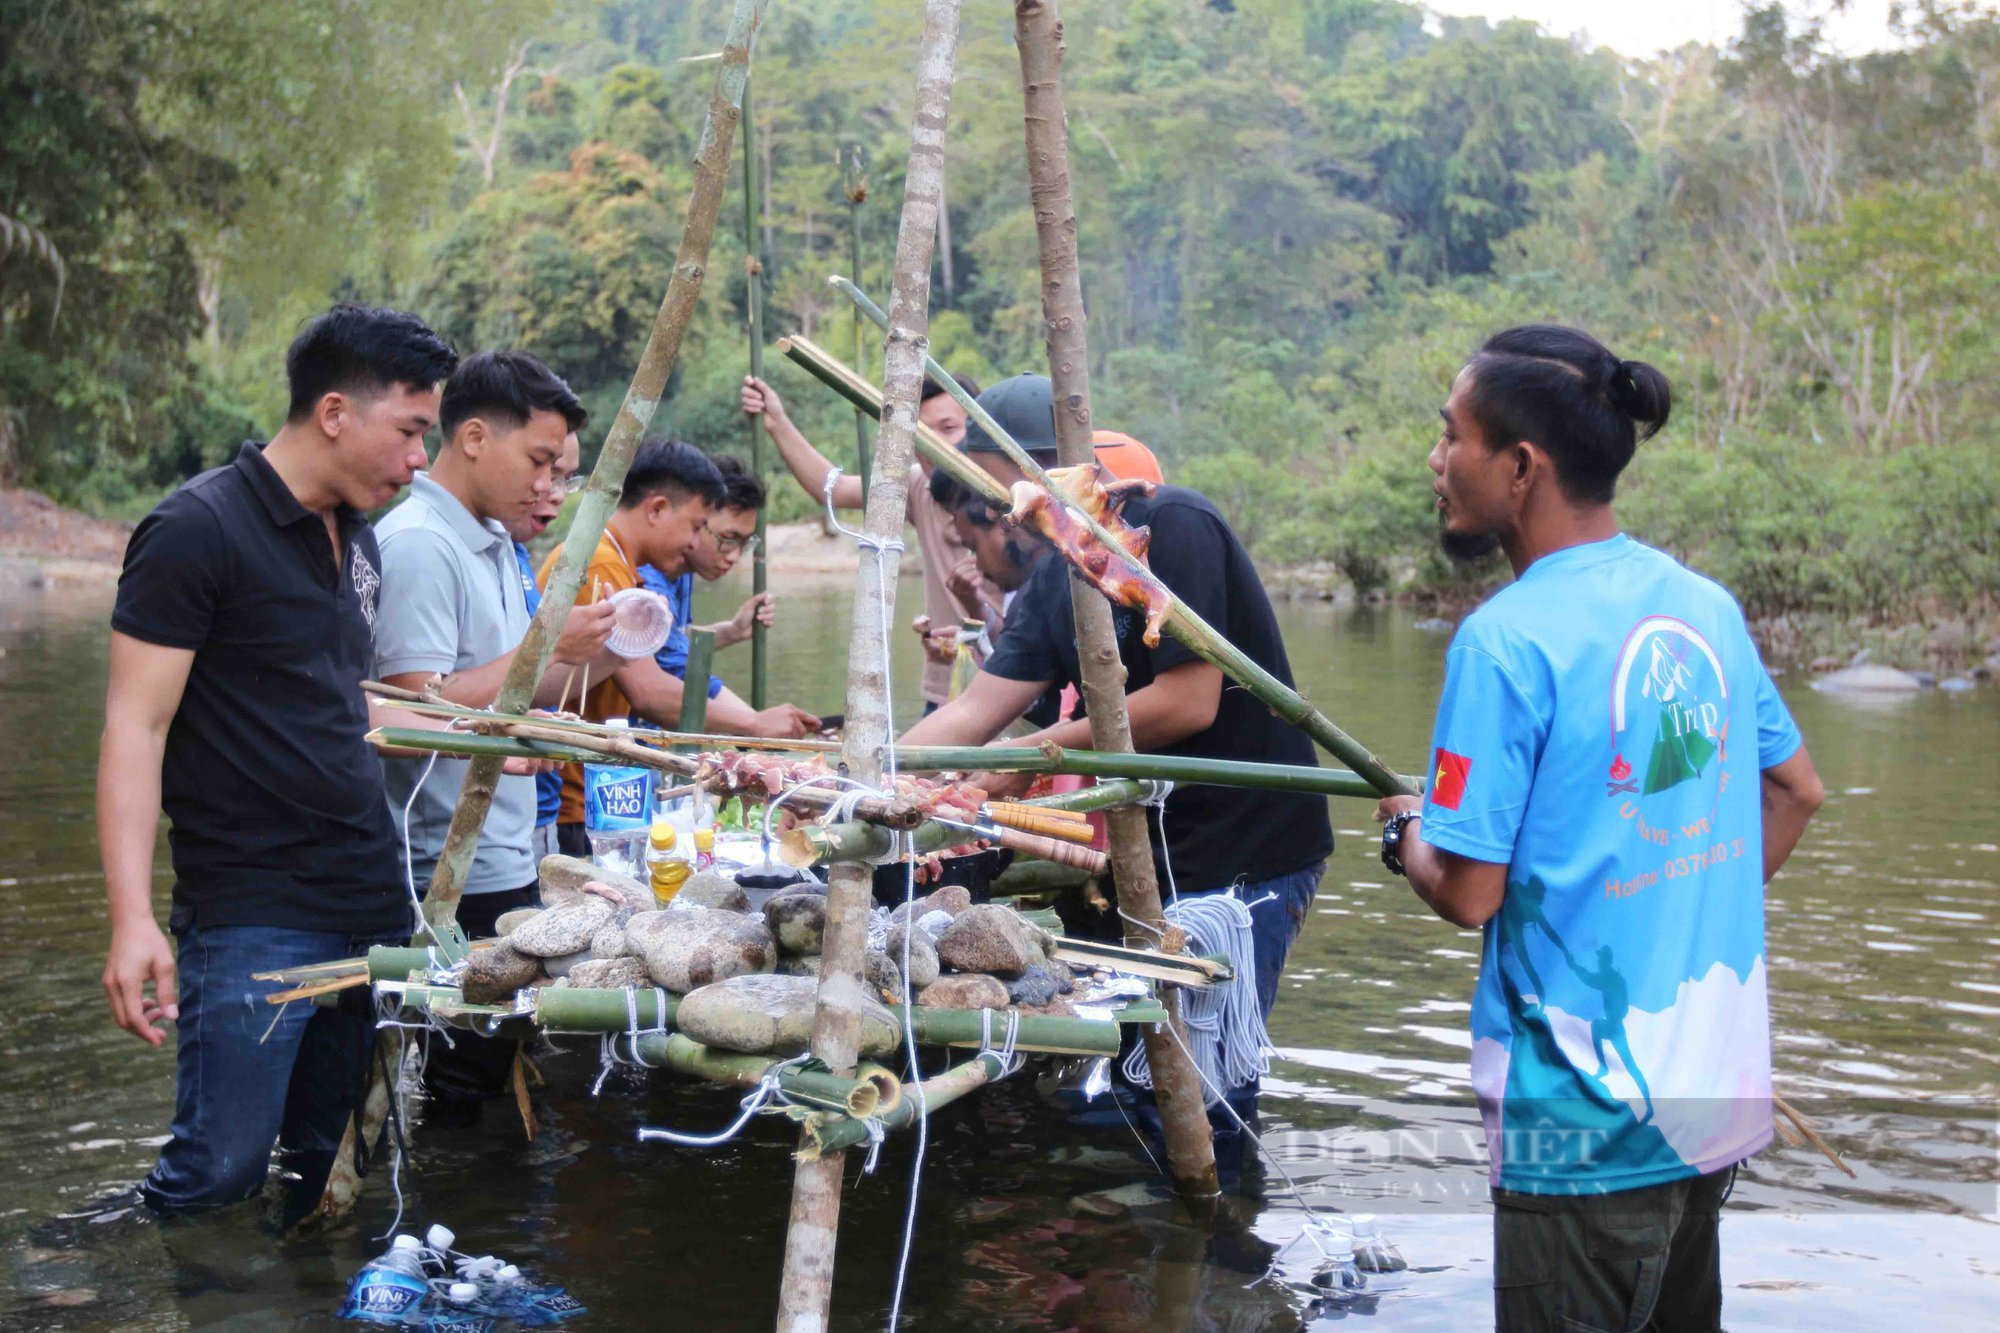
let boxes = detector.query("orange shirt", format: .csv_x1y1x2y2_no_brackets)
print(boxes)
537,529,641,825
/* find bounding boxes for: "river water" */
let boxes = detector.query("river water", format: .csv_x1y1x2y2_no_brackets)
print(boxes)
1,573,1994,1329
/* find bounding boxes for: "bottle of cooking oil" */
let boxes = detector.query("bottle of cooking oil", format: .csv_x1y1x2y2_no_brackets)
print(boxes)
646,818,692,904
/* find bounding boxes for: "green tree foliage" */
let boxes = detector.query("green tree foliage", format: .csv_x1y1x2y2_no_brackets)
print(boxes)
4,0,1995,624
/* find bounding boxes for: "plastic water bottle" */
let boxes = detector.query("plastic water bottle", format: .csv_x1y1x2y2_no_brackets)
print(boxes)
583,720,654,876
340,1234,433,1324
1310,1236,1367,1306
1351,1214,1407,1273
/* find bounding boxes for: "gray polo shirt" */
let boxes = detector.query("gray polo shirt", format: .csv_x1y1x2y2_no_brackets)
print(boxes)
375,471,536,896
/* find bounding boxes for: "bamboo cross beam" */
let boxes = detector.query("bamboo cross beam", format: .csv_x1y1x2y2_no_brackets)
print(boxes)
370,722,1401,801
779,334,1006,504
364,685,845,753
369,726,924,828
782,816,1109,875
827,276,1417,800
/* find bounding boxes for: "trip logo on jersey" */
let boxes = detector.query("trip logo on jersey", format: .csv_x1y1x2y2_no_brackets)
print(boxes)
1608,616,1729,802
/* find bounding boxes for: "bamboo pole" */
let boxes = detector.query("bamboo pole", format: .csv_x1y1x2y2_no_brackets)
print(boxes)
801,1053,1002,1159
368,725,924,826
841,143,873,503
828,280,1418,800
310,1,766,1227
782,817,1109,874
1014,0,1218,1207
679,627,716,744
372,723,1397,800
619,1033,882,1115
778,4,962,1325
743,77,769,710
778,334,1002,502
418,0,767,939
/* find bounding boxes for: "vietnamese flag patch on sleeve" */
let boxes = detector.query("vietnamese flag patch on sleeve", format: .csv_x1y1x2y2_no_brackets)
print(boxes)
1430,748,1472,811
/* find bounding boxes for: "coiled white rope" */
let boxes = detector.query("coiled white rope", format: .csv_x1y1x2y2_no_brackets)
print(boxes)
1119,890,1273,1105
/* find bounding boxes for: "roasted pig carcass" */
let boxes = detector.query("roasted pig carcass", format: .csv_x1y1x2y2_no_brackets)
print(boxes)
1005,464,1171,647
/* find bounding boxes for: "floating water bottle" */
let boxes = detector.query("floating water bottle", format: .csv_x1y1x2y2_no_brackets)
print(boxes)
584,719,654,876
339,1234,432,1324
1351,1214,1406,1273
1310,1235,1367,1305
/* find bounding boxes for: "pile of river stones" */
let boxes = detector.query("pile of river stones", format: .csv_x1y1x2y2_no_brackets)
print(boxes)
455,855,1080,1059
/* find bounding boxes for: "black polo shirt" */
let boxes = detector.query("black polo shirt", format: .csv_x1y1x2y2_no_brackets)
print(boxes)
112,442,407,934
984,485,1334,891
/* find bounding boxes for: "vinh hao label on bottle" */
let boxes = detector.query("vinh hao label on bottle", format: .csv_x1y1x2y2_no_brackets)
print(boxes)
584,766,654,832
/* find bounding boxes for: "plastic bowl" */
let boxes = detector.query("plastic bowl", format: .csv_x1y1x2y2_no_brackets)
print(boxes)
606,587,675,658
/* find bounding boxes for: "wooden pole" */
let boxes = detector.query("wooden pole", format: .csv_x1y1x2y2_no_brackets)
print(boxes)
309,0,766,1228
744,76,770,709
841,143,873,505
1013,0,1219,1208
776,2,961,1327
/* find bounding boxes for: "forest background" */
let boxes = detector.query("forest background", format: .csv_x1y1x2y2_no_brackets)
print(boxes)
3,0,1996,649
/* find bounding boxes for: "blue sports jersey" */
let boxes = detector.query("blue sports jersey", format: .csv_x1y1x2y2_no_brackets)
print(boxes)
514,542,563,829
1420,534,1801,1194
636,564,724,705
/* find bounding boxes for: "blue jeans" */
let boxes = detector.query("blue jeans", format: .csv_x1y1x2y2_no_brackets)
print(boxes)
141,923,398,1221
1224,861,1325,1022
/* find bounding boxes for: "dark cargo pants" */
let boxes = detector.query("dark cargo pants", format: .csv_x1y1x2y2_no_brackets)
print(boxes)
1492,1163,1736,1332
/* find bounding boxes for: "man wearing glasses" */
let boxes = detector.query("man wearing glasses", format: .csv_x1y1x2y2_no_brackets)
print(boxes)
633,449,815,735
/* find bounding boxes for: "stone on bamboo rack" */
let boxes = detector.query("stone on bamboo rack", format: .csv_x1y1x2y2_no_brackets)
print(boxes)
763,886,829,955
460,941,540,1005
678,871,750,912
935,903,1047,978
887,883,970,926
883,924,939,988
495,907,543,936
511,897,616,958
628,907,777,991
540,855,653,914
676,973,901,1059
566,956,652,990
917,973,1008,1010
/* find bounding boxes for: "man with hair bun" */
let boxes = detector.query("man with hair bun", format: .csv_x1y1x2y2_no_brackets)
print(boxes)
1378,325,1826,1332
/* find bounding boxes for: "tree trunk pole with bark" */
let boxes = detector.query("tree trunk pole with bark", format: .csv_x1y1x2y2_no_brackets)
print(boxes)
308,0,766,1229
1012,0,1220,1208
774,2,963,1327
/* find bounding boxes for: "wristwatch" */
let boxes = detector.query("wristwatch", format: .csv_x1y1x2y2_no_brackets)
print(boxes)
1381,811,1423,877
